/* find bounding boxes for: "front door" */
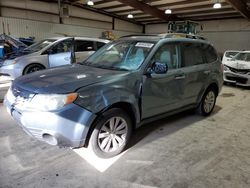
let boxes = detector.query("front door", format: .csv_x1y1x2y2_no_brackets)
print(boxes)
48,38,74,67
141,42,186,119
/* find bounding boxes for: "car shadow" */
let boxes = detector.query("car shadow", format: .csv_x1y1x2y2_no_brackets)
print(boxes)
126,105,222,151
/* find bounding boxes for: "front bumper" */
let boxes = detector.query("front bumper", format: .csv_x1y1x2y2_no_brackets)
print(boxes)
4,96,97,148
0,63,22,79
223,70,250,87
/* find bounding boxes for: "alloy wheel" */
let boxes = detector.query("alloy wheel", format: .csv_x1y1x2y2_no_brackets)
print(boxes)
204,91,215,113
97,117,128,153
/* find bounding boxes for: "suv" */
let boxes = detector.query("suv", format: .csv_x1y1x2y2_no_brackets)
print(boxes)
4,34,223,158
0,37,109,79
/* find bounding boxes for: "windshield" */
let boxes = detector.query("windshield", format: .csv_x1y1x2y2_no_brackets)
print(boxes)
225,51,239,58
83,41,155,71
25,39,56,52
234,52,250,62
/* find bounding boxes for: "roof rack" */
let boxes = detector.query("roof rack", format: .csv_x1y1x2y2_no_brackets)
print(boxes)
119,33,207,41
159,33,207,40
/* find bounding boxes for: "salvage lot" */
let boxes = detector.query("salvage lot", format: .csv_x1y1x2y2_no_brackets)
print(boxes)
1,85,250,188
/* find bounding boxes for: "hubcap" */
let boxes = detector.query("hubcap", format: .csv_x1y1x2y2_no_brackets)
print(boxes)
204,91,215,113
28,67,41,73
98,117,127,153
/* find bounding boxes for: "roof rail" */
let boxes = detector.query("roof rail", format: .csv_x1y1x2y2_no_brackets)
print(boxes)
120,34,158,38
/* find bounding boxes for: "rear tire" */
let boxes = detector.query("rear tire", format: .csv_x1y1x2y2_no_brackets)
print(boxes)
89,108,132,158
23,64,45,75
197,88,217,116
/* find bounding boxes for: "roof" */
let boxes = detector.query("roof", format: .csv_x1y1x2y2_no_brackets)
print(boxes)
59,0,250,25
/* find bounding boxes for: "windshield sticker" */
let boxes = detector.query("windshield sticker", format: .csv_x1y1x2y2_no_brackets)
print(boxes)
135,42,154,48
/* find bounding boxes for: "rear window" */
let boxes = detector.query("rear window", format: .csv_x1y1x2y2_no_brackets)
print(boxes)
96,42,106,50
202,44,218,63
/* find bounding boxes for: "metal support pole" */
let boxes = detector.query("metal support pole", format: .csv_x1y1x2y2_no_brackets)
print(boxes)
58,0,62,24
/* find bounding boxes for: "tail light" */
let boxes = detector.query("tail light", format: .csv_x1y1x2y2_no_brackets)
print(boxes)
221,63,224,72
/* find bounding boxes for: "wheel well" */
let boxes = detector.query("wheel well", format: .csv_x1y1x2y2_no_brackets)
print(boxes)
84,102,137,147
207,83,219,96
105,102,137,128
23,63,46,75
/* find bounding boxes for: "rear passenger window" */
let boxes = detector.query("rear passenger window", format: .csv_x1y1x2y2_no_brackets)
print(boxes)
202,44,218,63
96,42,106,50
181,43,204,67
75,40,94,52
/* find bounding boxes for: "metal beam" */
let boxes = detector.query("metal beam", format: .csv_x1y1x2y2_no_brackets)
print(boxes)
225,0,250,19
94,0,116,6
74,3,143,25
132,3,229,16
155,0,208,9
116,0,179,21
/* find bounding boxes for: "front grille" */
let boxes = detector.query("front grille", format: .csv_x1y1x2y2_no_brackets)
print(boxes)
228,66,250,75
226,76,248,84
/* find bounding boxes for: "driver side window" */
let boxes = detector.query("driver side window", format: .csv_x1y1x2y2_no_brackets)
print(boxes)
151,43,179,70
49,39,73,54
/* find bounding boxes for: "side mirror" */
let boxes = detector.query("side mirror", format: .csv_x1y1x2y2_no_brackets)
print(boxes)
152,62,168,74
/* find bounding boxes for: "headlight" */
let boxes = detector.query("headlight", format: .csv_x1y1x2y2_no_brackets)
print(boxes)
3,60,17,66
224,65,229,71
16,93,78,111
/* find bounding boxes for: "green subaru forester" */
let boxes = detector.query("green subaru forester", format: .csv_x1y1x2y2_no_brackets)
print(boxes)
5,33,223,158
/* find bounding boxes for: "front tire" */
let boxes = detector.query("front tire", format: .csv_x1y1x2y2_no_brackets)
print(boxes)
90,108,132,158
197,88,217,116
23,64,45,75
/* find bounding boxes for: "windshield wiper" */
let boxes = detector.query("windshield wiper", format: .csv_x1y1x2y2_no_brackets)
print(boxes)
79,59,93,65
93,65,129,71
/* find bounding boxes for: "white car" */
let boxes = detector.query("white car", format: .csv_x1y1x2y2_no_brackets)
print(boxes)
0,37,109,79
222,50,241,64
223,51,250,86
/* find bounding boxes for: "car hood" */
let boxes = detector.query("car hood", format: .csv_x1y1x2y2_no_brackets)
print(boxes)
13,64,130,94
1,49,35,61
224,60,250,70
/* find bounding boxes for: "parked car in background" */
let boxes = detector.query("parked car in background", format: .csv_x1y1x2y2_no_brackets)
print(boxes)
4,33,223,158
0,34,27,59
222,50,241,64
223,51,250,86
0,37,109,79
18,37,35,46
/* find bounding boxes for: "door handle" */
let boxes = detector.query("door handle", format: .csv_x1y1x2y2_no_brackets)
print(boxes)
175,74,186,80
204,70,211,75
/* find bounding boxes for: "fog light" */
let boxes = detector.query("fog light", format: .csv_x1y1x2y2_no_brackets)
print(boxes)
43,134,58,145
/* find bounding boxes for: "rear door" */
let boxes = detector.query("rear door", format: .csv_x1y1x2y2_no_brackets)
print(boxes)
74,40,95,62
48,38,74,67
179,42,210,105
